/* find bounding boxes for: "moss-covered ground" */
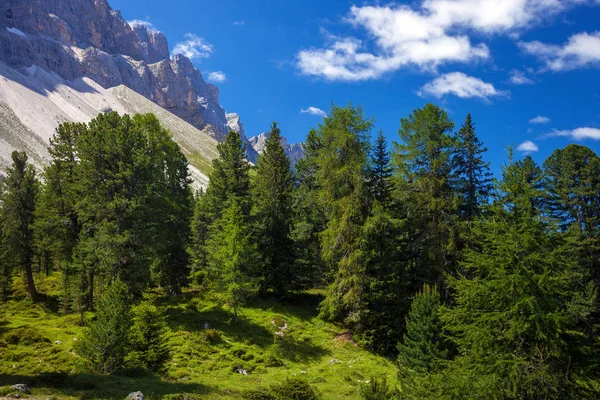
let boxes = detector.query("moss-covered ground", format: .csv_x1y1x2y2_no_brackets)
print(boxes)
0,274,398,399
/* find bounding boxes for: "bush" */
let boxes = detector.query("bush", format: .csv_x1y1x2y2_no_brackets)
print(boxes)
76,280,132,374
125,302,171,374
243,378,319,400
162,393,204,400
359,376,398,400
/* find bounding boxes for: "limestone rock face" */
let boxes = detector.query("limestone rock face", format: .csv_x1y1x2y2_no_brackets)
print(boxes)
0,0,303,164
249,131,305,167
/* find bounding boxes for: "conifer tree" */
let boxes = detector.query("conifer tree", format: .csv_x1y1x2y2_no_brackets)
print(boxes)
452,114,492,219
208,200,258,320
291,128,326,287
189,189,211,283
204,130,251,221
251,122,295,296
1,151,39,299
397,284,449,372
393,103,457,290
438,157,599,399
369,130,393,206
126,302,171,373
77,279,132,374
317,104,372,326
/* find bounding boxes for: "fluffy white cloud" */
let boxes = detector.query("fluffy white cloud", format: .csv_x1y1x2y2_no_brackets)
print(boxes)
509,69,534,84
418,72,506,100
300,107,328,117
207,71,226,83
517,140,539,153
172,34,213,60
519,31,600,71
552,127,600,140
529,115,550,124
296,0,593,81
231,21,246,26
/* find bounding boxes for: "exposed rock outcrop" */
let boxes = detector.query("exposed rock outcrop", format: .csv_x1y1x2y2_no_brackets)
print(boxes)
249,131,305,167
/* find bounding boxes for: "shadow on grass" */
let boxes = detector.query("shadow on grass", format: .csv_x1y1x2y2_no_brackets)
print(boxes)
273,334,330,364
0,372,213,399
250,291,325,321
166,305,274,348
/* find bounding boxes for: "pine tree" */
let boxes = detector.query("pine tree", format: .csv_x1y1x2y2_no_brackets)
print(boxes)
291,128,326,288
369,130,393,206
205,130,251,221
452,114,492,219
251,122,295,296
392,103,457,291
438,157,599,399
0,151,40,299
397,284,449,372
189,189,211,284
317,104,373,326
77,279,132,374
207,200,258,320
126,302,171,373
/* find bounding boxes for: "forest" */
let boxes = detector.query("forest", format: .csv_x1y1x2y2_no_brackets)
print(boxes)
1,103,599,399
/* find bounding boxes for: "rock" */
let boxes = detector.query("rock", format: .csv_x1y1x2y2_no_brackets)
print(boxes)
127,391,144,400
236,368,248,375
11,384,30,394
329,358,338,364
248,131,304,166
54,340,62,345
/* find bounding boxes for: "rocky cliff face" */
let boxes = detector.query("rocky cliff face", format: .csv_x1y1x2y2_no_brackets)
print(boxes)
0,0,302,165
249,132,305,167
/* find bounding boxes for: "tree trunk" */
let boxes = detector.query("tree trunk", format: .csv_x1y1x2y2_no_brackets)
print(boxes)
24,256,38,300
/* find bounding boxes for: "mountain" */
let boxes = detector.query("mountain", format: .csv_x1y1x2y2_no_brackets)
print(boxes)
249,132,305,167
0,0,302,184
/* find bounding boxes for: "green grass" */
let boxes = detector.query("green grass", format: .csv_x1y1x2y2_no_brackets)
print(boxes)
186,151,214,177
0,276,398,399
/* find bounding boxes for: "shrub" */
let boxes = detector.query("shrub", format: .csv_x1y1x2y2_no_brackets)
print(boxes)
1,326,50,345
359,376,398,400
243,378,320,400
125,302,171,374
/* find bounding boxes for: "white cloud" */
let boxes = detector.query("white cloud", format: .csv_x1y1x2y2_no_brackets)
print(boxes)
551,127,600,140
172,34,213,60
517,140,539,153
418,72,507,100
207,71,226,83
128,20,154,29
509,69,534,84
232,21,246,26
529,115,550,124
519,31,600,71
296,1,594,81
300,107,328,117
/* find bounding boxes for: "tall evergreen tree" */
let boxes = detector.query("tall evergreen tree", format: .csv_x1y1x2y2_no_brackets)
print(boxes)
317,104,373,326
207,200,258,320
291,128,326,288
251,122,295,296
1,151,39,299
189,189,211,283
452,114,492,219
369,130,393,206
437,157,599,399
393,103,457,290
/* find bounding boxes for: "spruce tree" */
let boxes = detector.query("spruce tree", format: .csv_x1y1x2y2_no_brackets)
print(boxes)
77,279,132,374
452,114,492,219
392,103,457,290
1,151,39,299
438,157,599,399
291,128,326,288
317,104,372,326
189,189,211,283
207,200,258,320
126,302,171,373
397,284,448,372
251,122,295,296
369,130,393,206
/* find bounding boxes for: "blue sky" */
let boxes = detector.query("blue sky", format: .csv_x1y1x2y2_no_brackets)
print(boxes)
111,0,600,174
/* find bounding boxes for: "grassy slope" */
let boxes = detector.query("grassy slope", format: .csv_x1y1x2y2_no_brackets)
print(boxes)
0,275,398,399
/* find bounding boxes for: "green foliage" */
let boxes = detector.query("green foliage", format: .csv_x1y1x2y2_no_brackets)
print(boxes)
359,376,398,400
368,131,393,206
452,114,492,219
244,378,320,400
251,122,295,296
126,302,171,374
207,201,258,319
393,103,457,290
317,103,373,326
1,151,40,299
397,285,448,372
77,280,132,374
